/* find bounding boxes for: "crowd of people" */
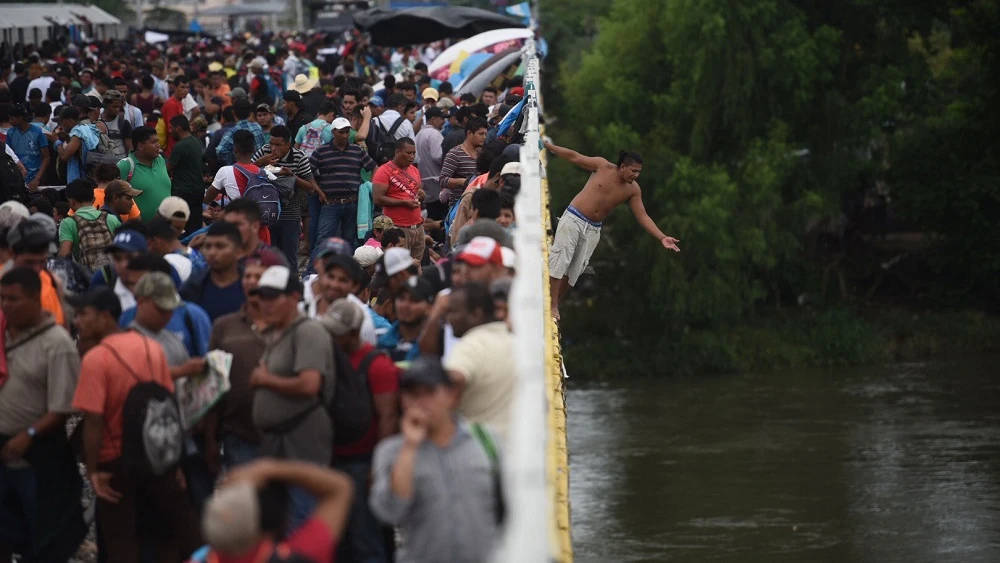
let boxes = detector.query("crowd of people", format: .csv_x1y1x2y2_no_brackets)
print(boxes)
0,30,531,563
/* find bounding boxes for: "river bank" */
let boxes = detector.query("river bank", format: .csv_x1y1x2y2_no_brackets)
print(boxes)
560,305,1000,378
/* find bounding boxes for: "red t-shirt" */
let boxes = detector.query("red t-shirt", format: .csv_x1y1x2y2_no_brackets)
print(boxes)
231,164,272,246
214,517,336,563
161,96,185,156
373,161,423,227
334,344,400,458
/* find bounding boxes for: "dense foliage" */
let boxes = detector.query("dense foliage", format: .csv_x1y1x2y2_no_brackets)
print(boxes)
542,0,1000,358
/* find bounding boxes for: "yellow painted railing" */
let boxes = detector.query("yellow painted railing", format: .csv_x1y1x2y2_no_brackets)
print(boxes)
494,37,572,563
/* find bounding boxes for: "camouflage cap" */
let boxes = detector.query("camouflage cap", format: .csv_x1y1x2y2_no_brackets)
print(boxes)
372,215,395,231
134,271,182,311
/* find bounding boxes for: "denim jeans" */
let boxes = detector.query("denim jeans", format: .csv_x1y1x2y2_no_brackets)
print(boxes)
307,193,321,252
269,220,301,270
287,485,317,534
222,434,260,469
333,456,389,563
182,436,217,517
316,200,358,249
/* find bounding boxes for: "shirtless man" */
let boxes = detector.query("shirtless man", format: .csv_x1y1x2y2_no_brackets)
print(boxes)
544,141,680,320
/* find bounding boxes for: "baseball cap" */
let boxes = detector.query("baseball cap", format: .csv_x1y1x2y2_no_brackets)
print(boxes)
102,89,124,103
68,288,122,320
158,196,191,221
501,247,515,269
324,254,363,283
71,94,92,108
318,298,366,336
436,97,456,109
424,106,444,119
457,237,504,267
400,356,452,390
353,245,383,268
421,87,439,101
508,86,525,97
252,265,303,297
500,162,521,176
107,229,147,253
228,87,248,99
283,90,302,102
89,97,104,110
372,215,394,230
397,275,434,304
368,96,384,108
255,104,271,114
7,213,56,252
245,246,290,268
207,61,224,73
134,271,182,311
331,117,351,130
0,201,30,230
314,237,353,260
202,482,261,555
104,181,143,199
383,247,415,277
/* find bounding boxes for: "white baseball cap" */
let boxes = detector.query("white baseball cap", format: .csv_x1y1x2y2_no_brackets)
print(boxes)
383,247,415,276
331,117,352,130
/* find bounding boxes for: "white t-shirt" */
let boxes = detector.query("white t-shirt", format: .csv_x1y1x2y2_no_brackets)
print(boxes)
211,165,278,201
25,77,55,101
443,321,515,443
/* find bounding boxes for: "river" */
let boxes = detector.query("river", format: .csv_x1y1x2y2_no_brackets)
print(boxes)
568,357,1000,562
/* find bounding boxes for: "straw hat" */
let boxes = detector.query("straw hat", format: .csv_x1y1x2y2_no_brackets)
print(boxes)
291,73,318,94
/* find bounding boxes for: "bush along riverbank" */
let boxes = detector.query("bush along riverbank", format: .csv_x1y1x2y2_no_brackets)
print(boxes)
560,305,1000,379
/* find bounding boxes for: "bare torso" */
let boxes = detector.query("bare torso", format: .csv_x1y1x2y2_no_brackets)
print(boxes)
568,163,638,222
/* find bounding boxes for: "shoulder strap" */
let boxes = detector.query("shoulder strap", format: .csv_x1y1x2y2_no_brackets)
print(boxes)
387,116,406,137
232,163,252,181
100,333,154,384
358,348,384,377
5,323,57,354
182,306,197,355
470,422,505,526
124,156,136,182
100,264,116,285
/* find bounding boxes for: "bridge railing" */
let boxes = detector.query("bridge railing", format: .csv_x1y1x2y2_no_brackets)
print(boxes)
494,37,573,563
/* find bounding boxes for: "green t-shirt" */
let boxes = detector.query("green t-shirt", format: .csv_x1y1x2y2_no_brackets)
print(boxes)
168,135,205,195
58,206,121,248
119,154,171,222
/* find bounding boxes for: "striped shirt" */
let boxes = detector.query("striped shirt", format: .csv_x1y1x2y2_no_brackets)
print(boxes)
253,144,313,222
438,144,478,205
309,142,377,200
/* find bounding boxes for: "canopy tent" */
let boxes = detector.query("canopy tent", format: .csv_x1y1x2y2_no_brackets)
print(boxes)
354,6,525,46
456,47,525,97
198,3,286,17
0,4,123,43
429,28,533,74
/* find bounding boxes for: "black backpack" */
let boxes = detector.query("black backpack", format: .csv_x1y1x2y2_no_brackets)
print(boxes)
104,336,185,477
0,139,29,204
329,347,382,446
371,116,406,165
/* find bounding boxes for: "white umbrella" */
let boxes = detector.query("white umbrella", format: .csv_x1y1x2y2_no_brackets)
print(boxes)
428,28,533,74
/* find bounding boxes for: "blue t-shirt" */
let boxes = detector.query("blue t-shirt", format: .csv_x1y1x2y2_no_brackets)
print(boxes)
378,321,421,363
197,278,245,322
6,124,48,182
119,301,212,357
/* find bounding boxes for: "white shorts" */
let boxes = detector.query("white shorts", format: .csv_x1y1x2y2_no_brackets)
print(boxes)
549,208,602,286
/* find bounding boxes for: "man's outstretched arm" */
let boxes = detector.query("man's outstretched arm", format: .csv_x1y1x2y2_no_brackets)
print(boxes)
544,140,609,172
628,186,680,251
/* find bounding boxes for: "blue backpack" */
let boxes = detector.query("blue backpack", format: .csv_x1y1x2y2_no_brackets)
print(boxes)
233,164,282,226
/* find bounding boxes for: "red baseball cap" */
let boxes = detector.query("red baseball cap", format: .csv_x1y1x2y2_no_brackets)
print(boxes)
457,237,504,267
